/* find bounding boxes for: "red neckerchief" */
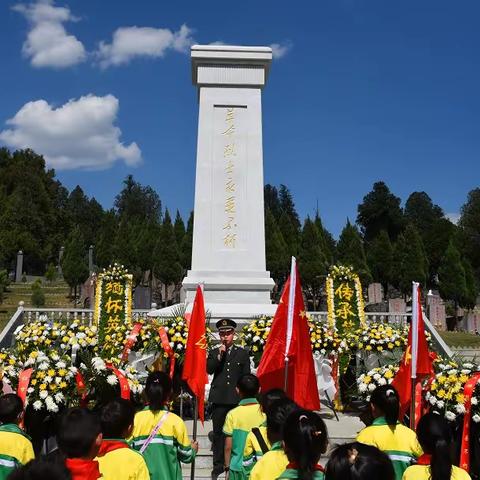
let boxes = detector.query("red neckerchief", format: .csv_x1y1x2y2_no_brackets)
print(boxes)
416,454,432,465
65,458,101,480
286,462,325,472
97,439,129,456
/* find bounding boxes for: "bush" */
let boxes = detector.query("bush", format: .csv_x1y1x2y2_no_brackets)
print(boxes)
21,273,27,283
45,263,57,283
0,269,9,304
31,280,45,307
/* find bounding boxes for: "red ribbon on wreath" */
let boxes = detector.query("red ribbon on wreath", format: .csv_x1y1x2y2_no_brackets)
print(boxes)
75,372,88,407
460,372,480,472
121,322,143,362
158,326,176,379
105,362,131,400
17,368,33,405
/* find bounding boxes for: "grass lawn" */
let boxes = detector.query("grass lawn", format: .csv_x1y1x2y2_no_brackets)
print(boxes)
439,331,480,348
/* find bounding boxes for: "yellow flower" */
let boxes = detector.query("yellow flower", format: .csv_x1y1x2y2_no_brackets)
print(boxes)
39,384,47,391
437,389,446,399
384,370,393,379
48,369,55,377
456,394,465,404
363,376,371,384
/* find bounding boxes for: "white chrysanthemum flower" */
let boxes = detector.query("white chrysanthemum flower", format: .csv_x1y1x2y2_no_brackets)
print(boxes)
455,403,466,414
378,378,387,386
445,411,456,421
46,400,59,413
33,400,43,411
51,353,60,361
27,387,34,393
359,384,368,393
107,375,118,386
429,396,437,405
38,362,49,371
39,390,48,399
368,384,376,392
55,393,65,403
176,344,183,350
93,358,106,372
373,373,381,381
473,414,480,423
448,369,458,376
471,397,478,406
56,361,66,369
436,400,445,409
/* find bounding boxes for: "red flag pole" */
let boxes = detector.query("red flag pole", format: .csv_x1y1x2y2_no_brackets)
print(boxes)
284,257,296,391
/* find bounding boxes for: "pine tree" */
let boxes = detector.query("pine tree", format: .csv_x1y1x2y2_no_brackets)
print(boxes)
438,241,467,325
357,181,404,242
462,259,478,309
264,185,282,220
367,230,393,295
154,209,183,306
314,212,336,264
95,210,118,269
61,226,89,303
299,217,328,310
459,188,480,281
174,210,186,247
181,211,194,271
279,185,301,230
265,208,288,285
392,224,428,296
337,220,372,285
278,211,300,259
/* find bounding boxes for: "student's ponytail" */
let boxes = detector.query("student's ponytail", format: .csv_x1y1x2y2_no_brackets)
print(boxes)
370,385,399,427
283,410,328,480
417,413,452,480
145,371,172,411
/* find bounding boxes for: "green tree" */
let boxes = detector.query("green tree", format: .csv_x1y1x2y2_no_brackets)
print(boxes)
180,211,194,271
459,188,480,281
265,208,289,285
61,227,89,303
114,175,162,224
114,221,138,279
367,230,393,295
314,211,336,264
337,220,372,285
438,241,467,326
31,280,45,307
278,211,300,259
462,259,478,310
264,185,282,220
45,263,57,283
0,269,9,304
95,210,118,269
392,225,428,296
357,181,404,242
174,210,186,247
299,217,328,309
134,222,160,289
153,210,183,306
279,185,301,230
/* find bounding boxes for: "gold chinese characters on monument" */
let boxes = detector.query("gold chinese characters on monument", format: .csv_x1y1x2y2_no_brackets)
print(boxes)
222,107,238,249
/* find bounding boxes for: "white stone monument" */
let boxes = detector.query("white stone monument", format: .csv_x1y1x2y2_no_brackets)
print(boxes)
182,45,276,320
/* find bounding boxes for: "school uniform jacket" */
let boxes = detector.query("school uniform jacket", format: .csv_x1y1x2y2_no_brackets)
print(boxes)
242,425,271,476
356,416,422,480
130,408,195,480
207,345,250,405
402,464,471,480
250,442,288,480
0,423,34,480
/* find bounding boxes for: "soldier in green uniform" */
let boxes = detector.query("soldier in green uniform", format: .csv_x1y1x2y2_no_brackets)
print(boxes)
207,319,250,480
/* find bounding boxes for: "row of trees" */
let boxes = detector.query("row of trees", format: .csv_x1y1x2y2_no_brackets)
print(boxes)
0,148,479,312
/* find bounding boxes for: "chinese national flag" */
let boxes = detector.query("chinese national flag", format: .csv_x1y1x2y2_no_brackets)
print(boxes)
392,284,433,422
182,286,208,423
257,262,320,410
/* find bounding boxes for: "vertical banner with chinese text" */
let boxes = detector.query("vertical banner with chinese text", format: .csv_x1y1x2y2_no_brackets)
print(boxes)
94,264,133,349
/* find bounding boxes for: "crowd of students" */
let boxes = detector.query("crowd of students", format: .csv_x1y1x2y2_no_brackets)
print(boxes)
0,371,473,480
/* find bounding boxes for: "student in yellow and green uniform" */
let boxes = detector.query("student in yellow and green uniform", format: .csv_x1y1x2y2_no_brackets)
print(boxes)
250,398,298,480
324,441,395,480
402,413,471,480
356,385,422,480
0,394,34,479
130,372,198,480
276,409,328,480
243,388,287,477
223,374,265,480
96,398,149,480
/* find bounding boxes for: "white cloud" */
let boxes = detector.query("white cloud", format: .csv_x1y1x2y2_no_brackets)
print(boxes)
13,0,86,68
0,94,141,170
96,24,195,68
445,213,461,225
270,41,293,59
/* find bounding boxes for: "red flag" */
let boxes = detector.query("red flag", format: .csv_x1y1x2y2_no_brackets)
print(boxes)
392,283,433,423
182,285,208,423
257,261,320,410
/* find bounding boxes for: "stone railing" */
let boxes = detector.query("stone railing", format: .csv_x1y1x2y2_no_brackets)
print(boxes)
0,303,453,359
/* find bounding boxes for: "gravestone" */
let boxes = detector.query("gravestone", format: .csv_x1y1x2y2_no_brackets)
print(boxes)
15,251,23,283
388,298,406,314
368,283,383,304
182,45,276,319
427,294,446,330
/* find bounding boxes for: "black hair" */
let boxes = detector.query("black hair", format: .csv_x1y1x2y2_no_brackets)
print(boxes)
259,388,287,413
324,442,395,480
416,413,452,480
236,374,260,398
0,393,23,424
100,399,135,438
57,408,100,459
283,409,328,480
145,371,172,411
266,398,299,442
370,384,399,426
7,459,71,480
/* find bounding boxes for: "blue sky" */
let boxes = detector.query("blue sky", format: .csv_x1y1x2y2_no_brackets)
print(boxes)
1,0,479,237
